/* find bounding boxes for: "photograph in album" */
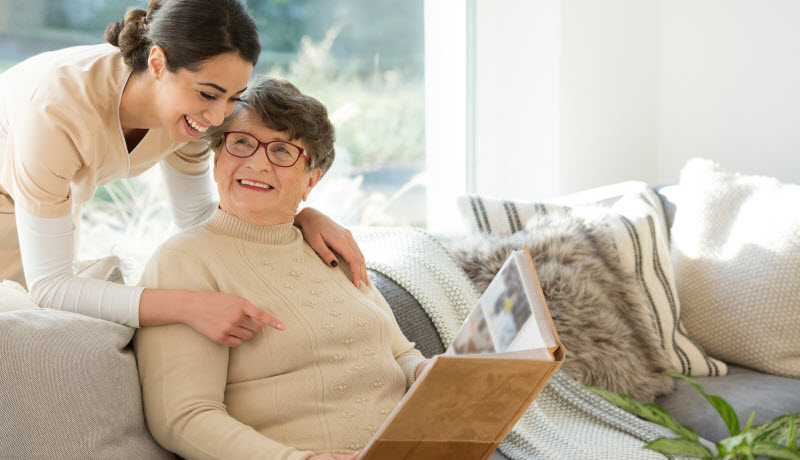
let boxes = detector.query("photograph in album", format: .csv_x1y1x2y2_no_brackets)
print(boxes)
451,303,495,355
447,248,555,359
481,258,533,353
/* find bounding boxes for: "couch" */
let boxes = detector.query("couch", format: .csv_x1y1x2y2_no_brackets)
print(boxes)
1,182,798,459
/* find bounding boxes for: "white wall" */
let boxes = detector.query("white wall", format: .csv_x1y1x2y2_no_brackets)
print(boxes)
560,0,800,190
473,0,560,201
658,0,800,185
559,0,660,194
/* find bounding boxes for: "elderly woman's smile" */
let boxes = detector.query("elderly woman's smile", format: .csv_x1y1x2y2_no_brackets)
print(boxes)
213,110,321,227
237,179,274,191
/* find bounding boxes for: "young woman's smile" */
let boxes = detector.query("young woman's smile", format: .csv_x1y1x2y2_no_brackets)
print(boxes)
182,114,210,137
153,51,252,142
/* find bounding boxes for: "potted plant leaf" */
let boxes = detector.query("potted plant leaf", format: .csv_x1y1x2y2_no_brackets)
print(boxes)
585,372,800,459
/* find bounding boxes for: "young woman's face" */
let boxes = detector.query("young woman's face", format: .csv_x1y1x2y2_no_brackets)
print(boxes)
154,52,253,142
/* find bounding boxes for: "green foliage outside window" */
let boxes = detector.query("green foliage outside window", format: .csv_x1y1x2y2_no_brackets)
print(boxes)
268,25,425,168
0,0,425,168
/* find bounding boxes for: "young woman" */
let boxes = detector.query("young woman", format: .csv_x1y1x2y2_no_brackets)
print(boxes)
0,0,367,347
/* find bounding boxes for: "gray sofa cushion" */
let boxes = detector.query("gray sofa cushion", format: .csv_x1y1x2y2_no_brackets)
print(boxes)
369,268,445,358
655,364,800,442
0,309,173,460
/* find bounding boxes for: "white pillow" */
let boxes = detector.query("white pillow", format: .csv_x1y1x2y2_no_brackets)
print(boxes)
457,183,727,377
671,158,800,378
0,280,38,313
74,255,124,280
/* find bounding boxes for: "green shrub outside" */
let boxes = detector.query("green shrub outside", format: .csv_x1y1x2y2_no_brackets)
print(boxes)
265,26,425,169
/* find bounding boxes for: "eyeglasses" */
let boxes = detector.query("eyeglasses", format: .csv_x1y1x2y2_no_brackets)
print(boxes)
222,131,310,167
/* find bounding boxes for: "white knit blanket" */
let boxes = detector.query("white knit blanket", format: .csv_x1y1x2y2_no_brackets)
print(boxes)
354,227,670,460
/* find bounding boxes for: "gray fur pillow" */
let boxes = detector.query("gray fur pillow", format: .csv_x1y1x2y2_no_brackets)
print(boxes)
447,212,674,402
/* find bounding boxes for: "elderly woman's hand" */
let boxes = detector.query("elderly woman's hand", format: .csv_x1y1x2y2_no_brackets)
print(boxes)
309,452,360,460
184,291,285,347
415,358,433,380
295,207,367,287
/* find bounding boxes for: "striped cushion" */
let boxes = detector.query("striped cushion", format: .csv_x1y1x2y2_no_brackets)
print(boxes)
456,187,726,377
459,195,547,235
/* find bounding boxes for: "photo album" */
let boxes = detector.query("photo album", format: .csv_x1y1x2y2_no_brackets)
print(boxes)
446,248,558,361
360,248,565,460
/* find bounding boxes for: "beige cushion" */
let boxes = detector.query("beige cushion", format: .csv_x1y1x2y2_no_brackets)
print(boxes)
0,280,38,312
457,182,727,377
0,260,172,458
74,255,124,280
671,158,800,378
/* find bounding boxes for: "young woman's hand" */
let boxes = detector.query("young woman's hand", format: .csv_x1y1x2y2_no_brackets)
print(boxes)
295,207,367,287
184,291,285,347
139,289,284,347
309,452,360,460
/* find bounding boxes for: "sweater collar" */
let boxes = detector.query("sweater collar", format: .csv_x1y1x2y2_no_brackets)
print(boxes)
205,208,298,245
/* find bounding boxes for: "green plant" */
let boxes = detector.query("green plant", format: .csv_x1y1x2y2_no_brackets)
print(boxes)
584,372,800,459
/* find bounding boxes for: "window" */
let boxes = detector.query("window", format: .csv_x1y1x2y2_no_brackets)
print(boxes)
1,0,425,280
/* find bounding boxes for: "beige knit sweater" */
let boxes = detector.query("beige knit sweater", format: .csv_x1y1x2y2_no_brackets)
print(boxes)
133,209,425,460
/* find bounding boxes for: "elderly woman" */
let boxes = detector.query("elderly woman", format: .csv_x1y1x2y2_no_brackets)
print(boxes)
133,77,429,460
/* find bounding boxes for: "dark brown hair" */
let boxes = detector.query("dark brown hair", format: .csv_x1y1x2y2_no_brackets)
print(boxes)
206,77,336,175
105,0,260,73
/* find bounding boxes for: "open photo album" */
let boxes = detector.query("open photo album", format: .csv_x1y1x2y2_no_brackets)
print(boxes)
446,248,558,361
360,248,565,460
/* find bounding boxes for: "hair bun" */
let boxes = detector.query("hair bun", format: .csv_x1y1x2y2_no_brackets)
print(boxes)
104,20,125,47
105,0,260,74
145,0,163,23
105,8,149,68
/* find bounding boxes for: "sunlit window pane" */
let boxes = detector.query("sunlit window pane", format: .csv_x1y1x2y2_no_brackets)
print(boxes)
1,0,426,280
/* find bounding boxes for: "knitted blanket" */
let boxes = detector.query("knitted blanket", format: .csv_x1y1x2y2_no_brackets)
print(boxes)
354,227,671,460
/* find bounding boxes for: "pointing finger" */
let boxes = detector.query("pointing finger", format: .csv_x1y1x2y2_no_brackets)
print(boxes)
244,303,285,330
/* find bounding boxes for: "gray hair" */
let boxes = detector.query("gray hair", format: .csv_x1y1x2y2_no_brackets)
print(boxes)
206,77,335,176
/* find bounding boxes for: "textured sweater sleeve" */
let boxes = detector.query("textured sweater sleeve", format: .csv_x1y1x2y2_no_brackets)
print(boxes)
134,247,314,460
364,280,426,388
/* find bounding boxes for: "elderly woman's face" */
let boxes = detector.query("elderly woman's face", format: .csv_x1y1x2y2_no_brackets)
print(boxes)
213,110,321,226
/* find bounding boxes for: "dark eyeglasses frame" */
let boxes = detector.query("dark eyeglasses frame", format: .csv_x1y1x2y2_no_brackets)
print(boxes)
222,131,311,168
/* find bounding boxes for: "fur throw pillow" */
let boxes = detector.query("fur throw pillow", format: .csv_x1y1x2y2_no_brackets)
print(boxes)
447,212,674,402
